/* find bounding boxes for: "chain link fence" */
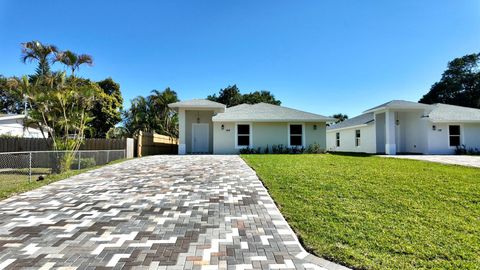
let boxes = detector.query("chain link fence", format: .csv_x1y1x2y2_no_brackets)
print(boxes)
0,150,126,186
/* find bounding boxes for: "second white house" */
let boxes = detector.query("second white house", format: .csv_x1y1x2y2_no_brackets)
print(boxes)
327,100,480,155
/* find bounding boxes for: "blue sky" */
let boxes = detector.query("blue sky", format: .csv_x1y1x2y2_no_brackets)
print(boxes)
0,1,479,117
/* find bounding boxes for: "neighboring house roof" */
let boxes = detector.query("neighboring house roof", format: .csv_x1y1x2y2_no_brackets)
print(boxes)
168,99,226,110
427,103,480,122
363,100,431,113
327,112,375,131
212,102,335,122
0,114,26,121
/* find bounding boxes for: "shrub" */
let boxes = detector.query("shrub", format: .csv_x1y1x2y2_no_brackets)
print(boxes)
71,157,97,169
239,147,257,154
456,145,480,155
305,142,324,154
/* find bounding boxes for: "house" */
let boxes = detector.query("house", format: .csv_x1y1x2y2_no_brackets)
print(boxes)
327,100,480,155
0,114,49,138
168,99,335,154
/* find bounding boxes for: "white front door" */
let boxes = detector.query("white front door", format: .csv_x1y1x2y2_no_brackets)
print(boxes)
192,123,209,153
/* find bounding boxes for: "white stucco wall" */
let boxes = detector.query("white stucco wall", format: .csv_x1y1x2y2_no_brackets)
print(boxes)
213,122,327,154
395,111,428,154
463,123,480,150
426,122,480,154
327,124,376,153
0,118,47,138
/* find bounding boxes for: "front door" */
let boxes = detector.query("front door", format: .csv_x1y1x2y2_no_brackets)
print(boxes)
192,123,209,153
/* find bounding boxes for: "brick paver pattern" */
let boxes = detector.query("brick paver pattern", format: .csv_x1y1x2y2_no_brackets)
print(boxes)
0,155,347,270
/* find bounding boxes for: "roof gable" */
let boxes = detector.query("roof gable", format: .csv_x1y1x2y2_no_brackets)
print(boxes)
364,100,431,113
168,99,225,110
427,103,480,122
212,102,334,122
327,113,375,130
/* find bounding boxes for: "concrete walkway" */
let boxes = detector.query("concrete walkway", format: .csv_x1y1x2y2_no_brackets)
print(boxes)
382,155,480,168
0,155,347,270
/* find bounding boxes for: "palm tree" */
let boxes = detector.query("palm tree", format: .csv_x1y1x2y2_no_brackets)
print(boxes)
55,50,93,77
149,88,179,137
21,41,58,76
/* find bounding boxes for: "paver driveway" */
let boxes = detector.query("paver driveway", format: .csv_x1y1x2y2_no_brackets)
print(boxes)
0,155,346,270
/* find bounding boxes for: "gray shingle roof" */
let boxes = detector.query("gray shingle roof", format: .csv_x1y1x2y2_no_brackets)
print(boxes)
327,113,375,130
168,99,225,109
427,103,480,122
364,100,431,113
212,103,335,122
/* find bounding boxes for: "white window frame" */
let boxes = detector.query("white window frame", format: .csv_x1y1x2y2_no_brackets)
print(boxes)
355,129,361,147
448,124,462,148
336,132,340,147
235,123,252,149
287,123,305,148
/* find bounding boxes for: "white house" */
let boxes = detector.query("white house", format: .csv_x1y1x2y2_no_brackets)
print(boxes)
327,100,480,155
168,99,335,154
0,114,49,138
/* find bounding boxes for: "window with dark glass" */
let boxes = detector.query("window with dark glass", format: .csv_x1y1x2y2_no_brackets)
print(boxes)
237,124,250,147
355,130,361,147
449,125,460,147
290,124,303,146
336,132,340,147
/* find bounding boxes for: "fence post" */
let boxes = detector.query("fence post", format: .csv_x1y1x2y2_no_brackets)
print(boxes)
137,131,143,157
78,151,81,170
106,150,110,163
29,152,32,183
124,149,126,159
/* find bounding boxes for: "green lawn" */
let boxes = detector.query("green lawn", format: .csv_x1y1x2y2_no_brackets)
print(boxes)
0,159,128,200
242,154,480,270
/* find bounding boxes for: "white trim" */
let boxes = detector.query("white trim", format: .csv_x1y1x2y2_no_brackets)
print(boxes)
235,123,253,149
287,123,305,148
326,123,371,132
192,123,209,153
447,124,463,149
212,118,333,123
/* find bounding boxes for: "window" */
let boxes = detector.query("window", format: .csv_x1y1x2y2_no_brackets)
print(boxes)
449,125,461,147
289,124,303,146
355,130,361,147
236,124,250,147
336,132,340,147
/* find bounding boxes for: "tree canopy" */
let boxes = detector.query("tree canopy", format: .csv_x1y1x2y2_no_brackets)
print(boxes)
123,88,179,137
419,53,480,108
330,113,349,123
87,78,123,138
207,85,281,107
0,75,23,114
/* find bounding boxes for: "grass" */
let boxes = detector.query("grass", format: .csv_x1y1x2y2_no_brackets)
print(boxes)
0,159,128,200
242,154,480,270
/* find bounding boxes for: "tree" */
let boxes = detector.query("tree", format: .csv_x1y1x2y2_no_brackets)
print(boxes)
8,41,107,172
331,113,349,123
55,50,93,77
21,41,58,76
0,75,24,114
149,88,179,137
242,90,281,105
419,53,480,109
207,85,282,107
207,85,243,107
123,88,179,137
7,73,100,172
87,78,123,138
123,96,151,135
